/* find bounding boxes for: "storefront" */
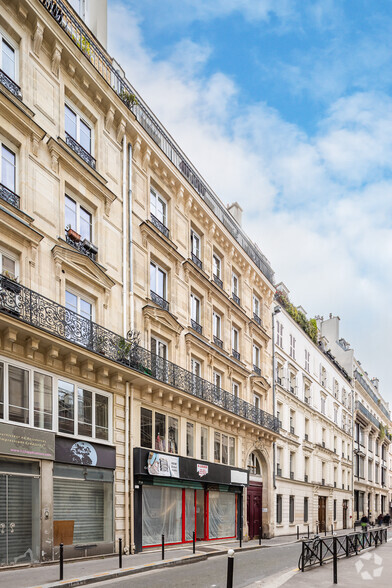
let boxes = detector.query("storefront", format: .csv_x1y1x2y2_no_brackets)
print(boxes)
53,436,116,558
133,448,248,551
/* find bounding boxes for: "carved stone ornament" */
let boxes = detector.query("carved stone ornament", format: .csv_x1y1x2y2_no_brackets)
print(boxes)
33,21,44,56
51,42,62,77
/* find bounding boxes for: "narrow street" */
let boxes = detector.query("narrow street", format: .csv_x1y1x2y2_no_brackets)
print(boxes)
88,543,300,588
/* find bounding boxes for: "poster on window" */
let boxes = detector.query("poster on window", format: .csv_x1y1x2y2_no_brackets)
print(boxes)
147,452,179,478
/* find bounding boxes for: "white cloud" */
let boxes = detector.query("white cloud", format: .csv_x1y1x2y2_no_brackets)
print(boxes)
108,2,392,404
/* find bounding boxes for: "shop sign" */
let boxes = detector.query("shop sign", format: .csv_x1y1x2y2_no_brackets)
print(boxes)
147,452,179,478
197,464,209,477
0,422,55,460
230,470,248,485
55,436,116,469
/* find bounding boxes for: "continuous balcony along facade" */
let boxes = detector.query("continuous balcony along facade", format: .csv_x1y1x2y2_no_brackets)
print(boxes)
0,279,279,434
39,0,274,286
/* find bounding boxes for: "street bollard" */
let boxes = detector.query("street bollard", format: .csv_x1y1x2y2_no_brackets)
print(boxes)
162,534,165,560
316,523,319,535
333,536,338,584
301,541,305,573
259,526,262,546
324,525,327,537
193,531,196,554
331,524,334,535
119,538,122,568
319,537,323,566
307,525,310,539
227,549,235,588
239,527,242,548
297,526,299,540
59,543,64,581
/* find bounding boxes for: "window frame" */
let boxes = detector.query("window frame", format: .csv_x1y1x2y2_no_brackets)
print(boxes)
212,253,221,279
0,29,18,83
150,260,167,300
213,311,222,339
0,247,19,280
190,292,201,325
191,229,201,260
0,137,17,195
232,271,239,296
65,287,94,321
150,187,168,228
65,101,94,155
65,194,93,241
140,406,179,454
253,343,260,368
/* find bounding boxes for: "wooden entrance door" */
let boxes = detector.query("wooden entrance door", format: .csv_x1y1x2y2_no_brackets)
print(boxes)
343,500,348,529
247,484,262,539
318,496,327,533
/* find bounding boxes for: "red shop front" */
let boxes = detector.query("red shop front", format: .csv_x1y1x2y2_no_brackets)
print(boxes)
133,448,248,551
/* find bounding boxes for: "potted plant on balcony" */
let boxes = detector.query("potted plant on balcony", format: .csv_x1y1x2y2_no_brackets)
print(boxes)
119,89,138,108
65,225,81,243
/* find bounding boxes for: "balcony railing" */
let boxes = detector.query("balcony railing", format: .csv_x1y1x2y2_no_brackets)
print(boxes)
232,349,240,361
150,290,169,312
355,400,381,430
65,132,96,169
191,253,202,269
213,335,223,348
0,182,20,209
213,274,223,289
191,319,202,335
253,313,261,326
253,365,261,376
355,370,390,420
65,233,98,261
0,279,279,432
0,69,22,99
232,293,240,306
150,213,169,238
39,0,274,286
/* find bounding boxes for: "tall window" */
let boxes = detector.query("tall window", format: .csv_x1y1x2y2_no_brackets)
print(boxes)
232,327,239,353
232,271,239,296
276,320,283,347
289,496,295,523
150,261,167,300
150,187,167,227
213,312,221,339
200,426,208,461
65,104,92,154
304,349,310,372
65,195,92,240
191,358,201,377
191,230,201,260
214,431,235,465
276,495,282,524
190,293,201,325
213,254,221,279
1,143,16,193
289,334,296,359
253,294,260,317
254,394,261,410
58,380,109,440
186,422,194,457
0,250,18,279
1,34,16,81
320,394,326,415
150,336,167,360
304,497,309,523
253,344,260,368
140,408,178,454
65,290,93,321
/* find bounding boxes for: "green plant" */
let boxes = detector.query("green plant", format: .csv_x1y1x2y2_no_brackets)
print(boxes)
275,290,318,344
119,89,138,108
379,423,386,441
72,32,92,57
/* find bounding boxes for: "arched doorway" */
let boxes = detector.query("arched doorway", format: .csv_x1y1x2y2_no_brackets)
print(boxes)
247,452,263,539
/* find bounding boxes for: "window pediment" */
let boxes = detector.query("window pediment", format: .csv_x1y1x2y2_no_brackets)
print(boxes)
52,244,115,291
143,304,183,335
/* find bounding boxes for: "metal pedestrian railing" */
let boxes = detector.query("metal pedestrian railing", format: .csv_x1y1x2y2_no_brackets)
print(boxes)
299,527,388,572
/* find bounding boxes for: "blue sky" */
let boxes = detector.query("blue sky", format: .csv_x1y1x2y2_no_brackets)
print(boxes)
108,0,392,405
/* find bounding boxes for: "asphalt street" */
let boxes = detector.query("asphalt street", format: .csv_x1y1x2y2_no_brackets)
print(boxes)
87,542,300,588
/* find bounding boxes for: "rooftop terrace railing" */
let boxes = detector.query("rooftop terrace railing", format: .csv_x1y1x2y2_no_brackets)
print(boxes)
39,0,274,285
354,370,390,420
0,277,279,433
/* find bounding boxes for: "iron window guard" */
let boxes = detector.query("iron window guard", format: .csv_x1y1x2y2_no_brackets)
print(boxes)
65,132,96,169
191,253,202,269
0,182,20,209
150,290,169,312
0,69,22,99
150,213,169,238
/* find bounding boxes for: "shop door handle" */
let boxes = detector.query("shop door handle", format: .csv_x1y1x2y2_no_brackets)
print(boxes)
9,522,15,533
0,523,5,534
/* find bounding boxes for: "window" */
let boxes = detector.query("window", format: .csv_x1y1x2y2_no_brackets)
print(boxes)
213,371,222,391
320,394,326,415
34,372,53,429
65,104,92,154
8,365,29,424
1,33,16,82
289,495,295,524
290,410,295,434
276,495,282,524
214,431,235,465
213,254,221,279
150,261,167,303
289,335,296,360
65,195,92,241
304,382,311,404
213,311,221,340
186,422,194,457
232,272,239,296
254,394,261,410
304,349,310,372
191,230,201,261
248,452,261,475
289,452,295,479
253,294,261,324
140,408,178,454
150,336,167,362
304,497,309,523
276,320,283,348
150,187,168,229
0,250,18,279
65,289,93,346
190,293,201,327
304,457,309,481
232,381,239,398
1,143,16,193
191,358,201,377
232,326,239,357
200,426,208,460
276,447,282,475
65,290,93,322
334,499,337,521
304,418,310,441
58,379,109,440
253,344,260,368
277,403,283,428
368,459,373,482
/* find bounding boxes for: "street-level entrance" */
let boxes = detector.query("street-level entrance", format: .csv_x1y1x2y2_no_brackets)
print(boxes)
0,463,40,566
318,496,327,533
247,483,263,539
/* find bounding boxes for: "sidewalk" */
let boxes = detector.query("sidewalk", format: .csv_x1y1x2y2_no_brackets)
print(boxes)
0,533,302,588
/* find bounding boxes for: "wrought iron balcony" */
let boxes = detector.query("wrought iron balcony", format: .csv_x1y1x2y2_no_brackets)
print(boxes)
0,183,20,209
0,279,279,432
213,274,223,289
0,69,22,99
65,233,98,261
191,319,202,335
150,213,169,238
39,0,275,286
232,292,240,306
253,365,261,376
355,370,390,420
232,349,240,361
191,253,202,269
213,335,223,348
253,313,261,326
150,290,169,312
65,132,96,169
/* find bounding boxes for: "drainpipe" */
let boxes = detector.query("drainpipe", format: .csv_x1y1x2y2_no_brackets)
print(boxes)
128,143,134,331
124,383,130,552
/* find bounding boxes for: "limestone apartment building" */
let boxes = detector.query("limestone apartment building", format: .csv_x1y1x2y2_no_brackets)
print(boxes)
320,317,391,523
273,285,353,536
0,0,279,565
